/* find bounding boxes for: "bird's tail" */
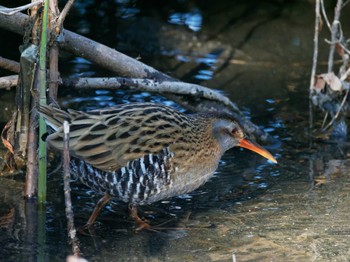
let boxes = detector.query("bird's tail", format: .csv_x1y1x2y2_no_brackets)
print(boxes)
37,104,72,131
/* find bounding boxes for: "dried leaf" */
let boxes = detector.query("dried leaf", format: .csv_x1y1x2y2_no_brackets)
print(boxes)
0,208,15,228
1,118,14,154
313,177,328,187
313,75,326,91
335,43,345,58
319,72,343,91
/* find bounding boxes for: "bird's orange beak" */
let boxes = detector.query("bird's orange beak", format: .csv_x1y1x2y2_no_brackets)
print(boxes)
238,138,277,163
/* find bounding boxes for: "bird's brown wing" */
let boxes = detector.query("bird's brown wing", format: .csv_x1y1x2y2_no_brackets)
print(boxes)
42,103,187,172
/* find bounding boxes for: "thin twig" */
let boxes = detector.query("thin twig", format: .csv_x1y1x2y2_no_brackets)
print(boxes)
310,0,321,91
340,67,350,81
320,0,331,30
63,121,81,257
327,0,343,73
322,0,349,131
0,1,43,16
322,88,349,131
321,112,328,129
309,0,321,137
56,0,75,34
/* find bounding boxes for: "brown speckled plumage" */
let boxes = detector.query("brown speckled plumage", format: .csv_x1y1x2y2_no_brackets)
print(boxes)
39,102,276,230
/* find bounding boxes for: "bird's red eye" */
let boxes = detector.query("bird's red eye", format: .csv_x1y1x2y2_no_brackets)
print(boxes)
231,127,238,134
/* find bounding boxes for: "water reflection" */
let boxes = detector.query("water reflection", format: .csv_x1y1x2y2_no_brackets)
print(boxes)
168,8,202,32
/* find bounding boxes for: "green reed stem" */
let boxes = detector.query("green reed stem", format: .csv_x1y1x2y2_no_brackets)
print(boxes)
37,0,49,203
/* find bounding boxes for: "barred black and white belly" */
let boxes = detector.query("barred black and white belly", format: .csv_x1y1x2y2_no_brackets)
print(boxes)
70,147,174,205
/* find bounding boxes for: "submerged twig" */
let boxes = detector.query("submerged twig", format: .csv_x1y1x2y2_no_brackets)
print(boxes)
25,105,39,198
321,112,328,129
63,121,80,257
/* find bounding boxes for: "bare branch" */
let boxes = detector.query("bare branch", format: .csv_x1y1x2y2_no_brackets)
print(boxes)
340,67,350,81
309,0,321,135
310,0,321,91
48,0,60,104
328,0,343,73
25,104,38,198
0,1,43,16
56,0,74,34
320,0,331,30
0,75,18,89
63,77,240,111
0,56,20,73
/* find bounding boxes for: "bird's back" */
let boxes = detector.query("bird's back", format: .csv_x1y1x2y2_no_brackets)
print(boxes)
39,103,194,171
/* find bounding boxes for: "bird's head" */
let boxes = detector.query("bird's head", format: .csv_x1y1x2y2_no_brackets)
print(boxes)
212,117,277,163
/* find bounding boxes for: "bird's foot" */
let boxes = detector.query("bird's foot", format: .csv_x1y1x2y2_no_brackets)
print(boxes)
134,219,153,232
133,218,190,233
129,205,190,233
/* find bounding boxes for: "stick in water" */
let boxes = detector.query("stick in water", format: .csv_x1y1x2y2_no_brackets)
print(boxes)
63,121,81,257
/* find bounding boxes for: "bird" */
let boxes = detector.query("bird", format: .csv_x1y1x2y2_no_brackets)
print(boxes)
38,102,277,231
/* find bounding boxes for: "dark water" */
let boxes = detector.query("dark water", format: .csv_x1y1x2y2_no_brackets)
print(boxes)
1,0,350,261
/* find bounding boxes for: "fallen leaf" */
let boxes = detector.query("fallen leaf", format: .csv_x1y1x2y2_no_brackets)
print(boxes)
313,76,326,91
0,208,15,228
1,118,14,154
336,43,345,58
318,72,343,91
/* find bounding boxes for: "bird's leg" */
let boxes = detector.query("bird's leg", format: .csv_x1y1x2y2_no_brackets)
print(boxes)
79,194,111,232
129,205,190,232
129,205,152,232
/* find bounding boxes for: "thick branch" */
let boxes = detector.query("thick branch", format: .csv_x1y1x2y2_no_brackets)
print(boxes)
60,30,171,80
0,56,20,73
0,75,18,89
